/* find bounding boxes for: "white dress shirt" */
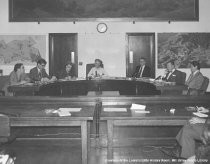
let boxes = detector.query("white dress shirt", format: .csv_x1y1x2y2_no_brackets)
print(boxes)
88,67,108,77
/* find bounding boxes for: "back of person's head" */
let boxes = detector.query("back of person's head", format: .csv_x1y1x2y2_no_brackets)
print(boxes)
191,61,200,70
37,58,47,65
14,63,23,72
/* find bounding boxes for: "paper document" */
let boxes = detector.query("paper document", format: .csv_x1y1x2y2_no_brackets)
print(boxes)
104,108,127,112
58,111,71,117
130,104,146,110
134,110,150,114
193,112,208,118
58,108,82,112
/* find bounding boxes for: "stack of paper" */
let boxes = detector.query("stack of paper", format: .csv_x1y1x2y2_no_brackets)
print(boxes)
103,108,127,112
193,112,208,118
56,108,81,117
130,104,146,110
130,104,150,114
58,108,81,112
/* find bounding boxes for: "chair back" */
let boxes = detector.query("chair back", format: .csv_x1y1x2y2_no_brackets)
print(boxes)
86,64,95,77
199,76,209,95
86,63,104,77
180,72,186,85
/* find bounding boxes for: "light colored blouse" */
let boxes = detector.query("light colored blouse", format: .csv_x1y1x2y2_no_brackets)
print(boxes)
88,67,108,77
9,71,28,85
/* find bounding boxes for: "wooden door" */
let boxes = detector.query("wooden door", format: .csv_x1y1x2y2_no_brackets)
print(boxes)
49,33,78,77
126,33,155,78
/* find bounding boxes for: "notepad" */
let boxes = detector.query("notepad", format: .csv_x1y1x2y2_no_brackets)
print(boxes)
130,104,146,110
103,108,127,112
58,108,82,112
193,112,208,118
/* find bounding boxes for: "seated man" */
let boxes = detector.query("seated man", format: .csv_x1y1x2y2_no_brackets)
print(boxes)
88,59,108,78
160,60,184,85
132,57,151,78
185,61,204,96
176,107,210,159
29,58,56,83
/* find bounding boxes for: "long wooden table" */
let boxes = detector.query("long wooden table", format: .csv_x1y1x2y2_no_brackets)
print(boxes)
0,101,96,164
1,96,209,163
98,97,210,161
7,78,187,96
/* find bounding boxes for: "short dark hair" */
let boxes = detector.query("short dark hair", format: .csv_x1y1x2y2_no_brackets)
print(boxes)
167,60,175,66
191,61,200,70
37,58,47,65
65,62,73,67
95,59,103,66
140,57,146,61
14,63,23,72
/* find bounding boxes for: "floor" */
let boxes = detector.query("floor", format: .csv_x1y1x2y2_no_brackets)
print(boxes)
1,138,183,164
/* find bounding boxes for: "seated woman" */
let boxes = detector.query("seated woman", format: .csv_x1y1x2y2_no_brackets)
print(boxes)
58,62,75,80
9,63,30,85
3,63,30,96
88,59,108,78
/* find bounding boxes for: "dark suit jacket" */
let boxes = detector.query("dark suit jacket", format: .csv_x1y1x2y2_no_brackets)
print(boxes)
186,71,204,95
58,70,75,79
29,67,50,82
162,69,183,85
132,65,151,78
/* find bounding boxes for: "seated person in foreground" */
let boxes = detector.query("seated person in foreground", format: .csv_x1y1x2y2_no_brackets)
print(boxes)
58,62,75,80
132,57,151,78
182,118,210,164
88,59,108,78
175,107,210,159
158,60,184,85
29,58,56,83
185,61,204,96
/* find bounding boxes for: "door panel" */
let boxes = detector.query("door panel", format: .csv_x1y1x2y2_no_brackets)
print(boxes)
49,33,78,77
126,33,155,78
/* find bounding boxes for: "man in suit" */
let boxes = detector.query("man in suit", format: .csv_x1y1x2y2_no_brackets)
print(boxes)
161,60,184,85
29,58,56,82
132,57,151,78
186,61,204,96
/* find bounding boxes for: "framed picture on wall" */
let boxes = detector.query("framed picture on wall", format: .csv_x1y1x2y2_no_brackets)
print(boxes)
158,33,210,68
9,0,199,22
0,34,47,75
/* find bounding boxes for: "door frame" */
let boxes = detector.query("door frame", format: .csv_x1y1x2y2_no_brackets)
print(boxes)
49,33,78,77
125,33,155,78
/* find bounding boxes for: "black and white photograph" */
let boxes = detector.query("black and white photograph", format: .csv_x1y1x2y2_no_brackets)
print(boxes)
0,0,210,164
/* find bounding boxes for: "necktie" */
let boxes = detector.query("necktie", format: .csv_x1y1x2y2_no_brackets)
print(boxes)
38,71,42,79
137,67,142,78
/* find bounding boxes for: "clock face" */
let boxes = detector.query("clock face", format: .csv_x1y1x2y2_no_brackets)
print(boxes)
97,23,108,33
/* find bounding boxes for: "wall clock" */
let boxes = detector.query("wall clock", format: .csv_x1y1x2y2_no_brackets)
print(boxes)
97,23,108,33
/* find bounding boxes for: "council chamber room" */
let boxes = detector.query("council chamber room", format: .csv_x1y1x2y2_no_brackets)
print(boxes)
0,0,210,164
